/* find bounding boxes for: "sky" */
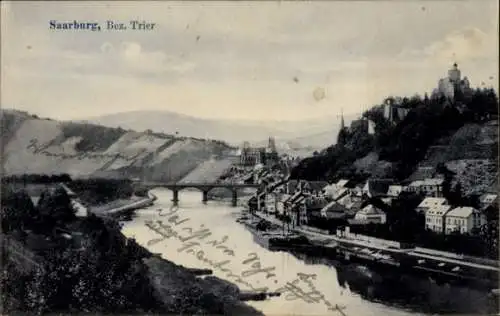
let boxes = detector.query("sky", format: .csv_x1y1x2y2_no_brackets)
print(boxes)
1,1,498,122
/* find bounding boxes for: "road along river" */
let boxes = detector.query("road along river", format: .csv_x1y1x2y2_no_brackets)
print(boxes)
121,189,498,316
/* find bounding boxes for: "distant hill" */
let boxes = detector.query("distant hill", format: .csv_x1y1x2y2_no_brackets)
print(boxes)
251,113,360,152
81,110,357,148
0,109,234,182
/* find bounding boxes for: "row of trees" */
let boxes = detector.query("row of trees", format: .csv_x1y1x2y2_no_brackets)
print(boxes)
67,178,134,206
2,216,160,314
1,184,163,314
1,185,76,234
1,174,72,184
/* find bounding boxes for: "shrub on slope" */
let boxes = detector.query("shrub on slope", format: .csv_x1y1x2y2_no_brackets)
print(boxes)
60,122,128,152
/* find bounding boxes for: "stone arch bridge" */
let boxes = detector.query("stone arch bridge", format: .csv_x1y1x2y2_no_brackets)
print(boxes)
140,181,261,207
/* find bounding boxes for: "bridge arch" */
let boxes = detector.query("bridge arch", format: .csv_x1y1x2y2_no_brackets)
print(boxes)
142,182,260,207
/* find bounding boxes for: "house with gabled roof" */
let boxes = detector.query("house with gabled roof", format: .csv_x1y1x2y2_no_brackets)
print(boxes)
387,185,403,198
416,197,448,214
479,193,498,211
406,180,424,194
287,180,328,195
301,195,328,224
324,186,349,201
425,205,452,233
276,193,290,215
445,207,486,234
284,191,307,227
337,193,363,213
353,204,387,224
362,179,392,198
335,179,357,189
320,200,347,220
405,178,444,197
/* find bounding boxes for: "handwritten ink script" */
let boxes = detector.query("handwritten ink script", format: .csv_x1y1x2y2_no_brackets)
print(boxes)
144,206,347,315
26,138,147,163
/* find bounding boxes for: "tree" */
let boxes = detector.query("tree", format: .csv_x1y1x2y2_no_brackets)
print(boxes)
1,188,38,232
37,186,76,223
337,128,348,148
447,182,463,206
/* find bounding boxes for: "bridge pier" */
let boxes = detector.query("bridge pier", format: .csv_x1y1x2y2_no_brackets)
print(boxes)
172,189,179,206
231,190,238,207
147,182,259,207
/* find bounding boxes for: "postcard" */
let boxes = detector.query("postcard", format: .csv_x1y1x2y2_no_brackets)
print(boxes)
1,1,499,315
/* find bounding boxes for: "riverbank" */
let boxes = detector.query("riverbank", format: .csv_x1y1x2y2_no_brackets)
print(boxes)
112,192,263,315
83,189,264,314
209,192,252,207
238,209,500,289
144,255,263,315
89,191,157,217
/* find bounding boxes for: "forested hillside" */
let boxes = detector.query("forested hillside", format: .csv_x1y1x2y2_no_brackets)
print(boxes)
291,88,499,194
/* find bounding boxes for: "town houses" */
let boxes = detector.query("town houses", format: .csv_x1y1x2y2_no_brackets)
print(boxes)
245,153,496,236
404,178,445,197
425,204,451,233
240,124,496,239
444,207,487,234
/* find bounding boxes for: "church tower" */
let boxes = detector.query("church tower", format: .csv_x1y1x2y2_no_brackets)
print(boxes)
340,108,345,130
268,136,277,153
337,109,347,147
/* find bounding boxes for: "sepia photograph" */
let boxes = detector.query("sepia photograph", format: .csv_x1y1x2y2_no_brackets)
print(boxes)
1,1,499,315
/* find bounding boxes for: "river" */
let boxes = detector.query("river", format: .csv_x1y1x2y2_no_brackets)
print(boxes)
121,189,498,316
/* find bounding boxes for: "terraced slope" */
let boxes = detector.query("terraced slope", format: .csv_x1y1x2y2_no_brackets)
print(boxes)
1,110,234,182
180,159,234,183
409,121,499,195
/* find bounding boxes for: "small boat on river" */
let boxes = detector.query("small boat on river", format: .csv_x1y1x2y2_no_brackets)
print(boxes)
239,217,336,255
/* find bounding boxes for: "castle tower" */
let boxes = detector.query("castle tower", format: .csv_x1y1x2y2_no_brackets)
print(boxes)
448,62,461,84
383,98,394,122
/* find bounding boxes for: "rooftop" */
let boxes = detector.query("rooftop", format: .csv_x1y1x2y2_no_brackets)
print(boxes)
363,179,392,197
418,197,447,209
288,180,328,194
446,206,477,218
426,205,452,217
359,204,385,215
336,179,350,187
387,185,403,197
337,194,363,210
480,194,498,205
409,180,424,187
320,200,345,216
422,178,444,186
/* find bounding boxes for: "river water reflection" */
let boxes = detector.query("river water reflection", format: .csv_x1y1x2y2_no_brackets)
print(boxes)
121,189,497,316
